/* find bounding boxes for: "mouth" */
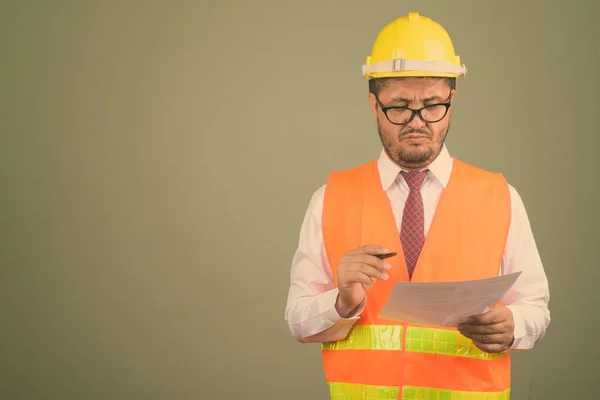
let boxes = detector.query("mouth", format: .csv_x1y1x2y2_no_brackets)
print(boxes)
400,134,430,143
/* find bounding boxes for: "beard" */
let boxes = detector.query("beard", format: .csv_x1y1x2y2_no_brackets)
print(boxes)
377,119,450,167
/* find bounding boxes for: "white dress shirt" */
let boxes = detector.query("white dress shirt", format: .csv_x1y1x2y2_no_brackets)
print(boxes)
285,144,550,350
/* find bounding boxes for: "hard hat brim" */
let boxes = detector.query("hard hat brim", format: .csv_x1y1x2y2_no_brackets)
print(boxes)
362,58,466,80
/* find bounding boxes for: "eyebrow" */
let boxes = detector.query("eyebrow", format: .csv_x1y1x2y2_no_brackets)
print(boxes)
389,95,444,105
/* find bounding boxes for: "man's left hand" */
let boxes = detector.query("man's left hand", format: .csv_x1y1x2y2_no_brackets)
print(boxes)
458,306,515,353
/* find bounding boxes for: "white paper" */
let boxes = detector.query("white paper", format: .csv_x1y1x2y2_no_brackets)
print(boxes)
378,271,522,327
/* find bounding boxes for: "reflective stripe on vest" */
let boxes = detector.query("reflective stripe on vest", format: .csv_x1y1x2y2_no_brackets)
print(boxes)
321,325,402,351
328,382,510,400
322,324,505,360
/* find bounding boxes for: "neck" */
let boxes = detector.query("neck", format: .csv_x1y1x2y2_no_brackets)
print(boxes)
385,149,438,171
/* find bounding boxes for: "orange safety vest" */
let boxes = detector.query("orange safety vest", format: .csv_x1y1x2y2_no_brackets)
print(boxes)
320,157,512,400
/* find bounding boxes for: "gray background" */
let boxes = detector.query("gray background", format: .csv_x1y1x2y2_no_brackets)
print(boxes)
2,1,598,399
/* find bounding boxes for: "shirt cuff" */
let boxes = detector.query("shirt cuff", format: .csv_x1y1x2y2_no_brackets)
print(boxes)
320,289,365,326
505,304,531,350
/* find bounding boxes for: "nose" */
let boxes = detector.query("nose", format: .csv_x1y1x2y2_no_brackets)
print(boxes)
407,111,427,130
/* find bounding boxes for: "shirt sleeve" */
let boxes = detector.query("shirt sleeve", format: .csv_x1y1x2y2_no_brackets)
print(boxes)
502,184,551,350
284,184,365,343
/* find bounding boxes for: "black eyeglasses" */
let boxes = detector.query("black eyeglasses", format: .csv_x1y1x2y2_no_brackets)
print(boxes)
374,92,453,125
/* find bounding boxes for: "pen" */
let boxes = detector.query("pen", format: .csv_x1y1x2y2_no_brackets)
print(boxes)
375,252,397,260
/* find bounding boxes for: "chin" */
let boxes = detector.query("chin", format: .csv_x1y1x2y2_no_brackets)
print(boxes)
397,146,435,163
400,144,430,154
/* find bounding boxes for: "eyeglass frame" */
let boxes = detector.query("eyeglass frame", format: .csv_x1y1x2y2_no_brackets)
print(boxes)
373,91,454,125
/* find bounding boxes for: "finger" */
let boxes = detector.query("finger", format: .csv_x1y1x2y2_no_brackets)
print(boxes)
344,271,377,286
464,333,510,345
346,245,389,256
467,310,505,325
347,263,389,280
471,341,509,354
458,322,507,336
346,254,391,271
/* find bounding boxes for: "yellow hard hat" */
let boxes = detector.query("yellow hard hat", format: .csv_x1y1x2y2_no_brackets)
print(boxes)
362,12,466,80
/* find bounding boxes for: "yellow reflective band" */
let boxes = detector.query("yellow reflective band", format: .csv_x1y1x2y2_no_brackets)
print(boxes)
328,382,398,400
321,324,505,359
405,326,506,360
328,383,510,400
403,386,510,400
321,325,402,351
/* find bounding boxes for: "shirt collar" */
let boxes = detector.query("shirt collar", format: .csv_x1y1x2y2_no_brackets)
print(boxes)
377,143,454,190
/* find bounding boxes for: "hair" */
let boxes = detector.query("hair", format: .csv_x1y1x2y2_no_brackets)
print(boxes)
368,77,456,96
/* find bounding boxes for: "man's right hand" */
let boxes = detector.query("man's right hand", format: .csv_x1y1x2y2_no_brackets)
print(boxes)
335,245,391,318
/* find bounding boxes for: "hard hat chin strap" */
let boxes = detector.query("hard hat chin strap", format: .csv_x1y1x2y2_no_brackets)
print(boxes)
362,58,467,76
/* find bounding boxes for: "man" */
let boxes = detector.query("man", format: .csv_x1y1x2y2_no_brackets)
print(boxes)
285,11,550,400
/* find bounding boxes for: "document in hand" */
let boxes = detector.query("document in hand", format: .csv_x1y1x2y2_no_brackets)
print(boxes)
378,271,522,327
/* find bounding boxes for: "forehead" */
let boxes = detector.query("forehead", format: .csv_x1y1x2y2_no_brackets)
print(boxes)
377,77,450,101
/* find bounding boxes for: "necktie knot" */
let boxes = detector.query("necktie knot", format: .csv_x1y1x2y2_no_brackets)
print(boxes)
401,170,428,191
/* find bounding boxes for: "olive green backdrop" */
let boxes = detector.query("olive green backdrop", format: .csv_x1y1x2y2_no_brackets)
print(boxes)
2,1,598,399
